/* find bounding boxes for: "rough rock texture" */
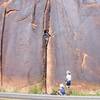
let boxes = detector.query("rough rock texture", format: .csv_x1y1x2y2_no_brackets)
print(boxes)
0,0,47,88
0,0,100,91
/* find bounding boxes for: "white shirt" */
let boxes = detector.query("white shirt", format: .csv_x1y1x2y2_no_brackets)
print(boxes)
66,74,71,81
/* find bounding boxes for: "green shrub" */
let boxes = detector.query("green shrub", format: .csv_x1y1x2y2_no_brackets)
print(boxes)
51,89,58,95
50,85,59,95
96,91,100,96
71,90,79,96
0,88,6,92
28,85,42,94
71,89,100,96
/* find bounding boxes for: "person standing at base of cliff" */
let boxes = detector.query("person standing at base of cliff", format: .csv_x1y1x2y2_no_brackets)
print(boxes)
65,70,72,88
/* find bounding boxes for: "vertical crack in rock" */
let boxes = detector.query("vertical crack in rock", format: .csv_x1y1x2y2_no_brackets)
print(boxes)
81,53,88,73
75,49,88,73
0,8,6,86
43,0,51,31
42,0,51,93
32,0,37,29
27,0,38,85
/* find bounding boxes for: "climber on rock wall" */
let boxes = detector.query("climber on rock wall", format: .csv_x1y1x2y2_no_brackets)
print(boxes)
43,30,51,47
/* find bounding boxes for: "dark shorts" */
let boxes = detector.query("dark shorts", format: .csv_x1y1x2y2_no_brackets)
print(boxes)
66,81,71,86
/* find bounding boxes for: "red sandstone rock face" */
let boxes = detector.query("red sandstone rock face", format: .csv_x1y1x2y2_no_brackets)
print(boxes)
0,0,47,87
0,0,100,89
